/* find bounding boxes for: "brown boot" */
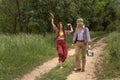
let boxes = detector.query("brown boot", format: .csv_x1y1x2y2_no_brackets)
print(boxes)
73,68,81,72
81,68,85,72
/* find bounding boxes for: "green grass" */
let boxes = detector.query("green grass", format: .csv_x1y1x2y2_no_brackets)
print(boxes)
66,34,73,47
90,31,108,40
0,31,107,80
37,57,75,80
0,34,56,80
97,32,120,80
0,0,2,4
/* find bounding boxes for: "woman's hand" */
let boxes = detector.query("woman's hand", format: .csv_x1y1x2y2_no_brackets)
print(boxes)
67,23,72,26
49,12,54,19
67,23,73,33
49,12,56,27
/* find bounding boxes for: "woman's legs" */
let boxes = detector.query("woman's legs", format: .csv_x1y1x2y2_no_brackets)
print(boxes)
57,43,63,68
56,40,64,68
56,40,68,68
62,40,68,62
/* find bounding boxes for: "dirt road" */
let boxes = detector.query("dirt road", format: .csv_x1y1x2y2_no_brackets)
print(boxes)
15,48,75,80
66,38,107,80
15,38,106,80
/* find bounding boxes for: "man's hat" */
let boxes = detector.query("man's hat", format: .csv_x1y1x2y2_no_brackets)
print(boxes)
76,18,83,23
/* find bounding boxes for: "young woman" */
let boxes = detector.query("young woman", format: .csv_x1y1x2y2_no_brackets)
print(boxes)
50,13,73,69
72,18,91,72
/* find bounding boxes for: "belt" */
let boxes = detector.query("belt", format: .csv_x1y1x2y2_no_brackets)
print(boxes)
76,40,84,42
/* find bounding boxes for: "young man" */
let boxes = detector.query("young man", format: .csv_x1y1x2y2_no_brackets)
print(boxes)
72,18,91,72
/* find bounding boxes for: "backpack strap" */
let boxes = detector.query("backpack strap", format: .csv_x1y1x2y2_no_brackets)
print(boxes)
83,27,87,44
72,28,78,44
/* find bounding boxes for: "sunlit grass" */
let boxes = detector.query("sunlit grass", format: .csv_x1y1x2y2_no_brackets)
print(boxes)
0,31,108,80
0,34,56,80
97,32,120,80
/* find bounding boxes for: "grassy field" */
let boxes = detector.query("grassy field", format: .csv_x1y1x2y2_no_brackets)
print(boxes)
97,32,120,80
0,34,56,80
0,31,107,80
90,31,108,41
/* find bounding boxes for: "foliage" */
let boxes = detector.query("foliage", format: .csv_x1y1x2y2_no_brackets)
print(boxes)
97,32,120,80
0,0,120,34
0,34,56,80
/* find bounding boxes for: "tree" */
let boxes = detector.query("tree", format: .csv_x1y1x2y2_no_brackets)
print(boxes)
0,0,120,34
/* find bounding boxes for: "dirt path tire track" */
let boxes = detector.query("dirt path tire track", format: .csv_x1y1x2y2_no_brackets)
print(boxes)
15,38,106,80
15,49,75,80
66,38,107,80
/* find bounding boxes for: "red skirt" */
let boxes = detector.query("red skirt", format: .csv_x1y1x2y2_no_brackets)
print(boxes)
56,39,68,62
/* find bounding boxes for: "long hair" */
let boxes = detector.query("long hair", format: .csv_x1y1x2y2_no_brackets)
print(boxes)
56,22,66,39
76,23,84,33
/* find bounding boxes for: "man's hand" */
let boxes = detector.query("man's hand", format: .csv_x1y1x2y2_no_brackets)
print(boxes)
71,44,75,49
88,45,92,49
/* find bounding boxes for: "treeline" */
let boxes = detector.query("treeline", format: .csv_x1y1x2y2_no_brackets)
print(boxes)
0,0,120,34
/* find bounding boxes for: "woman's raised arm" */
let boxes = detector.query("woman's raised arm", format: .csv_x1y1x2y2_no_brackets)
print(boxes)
67,23,73,33
49,12,58,31
65,23,73,35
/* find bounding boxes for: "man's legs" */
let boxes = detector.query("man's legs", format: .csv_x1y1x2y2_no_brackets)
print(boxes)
75,42,81,69
81,43,87,71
